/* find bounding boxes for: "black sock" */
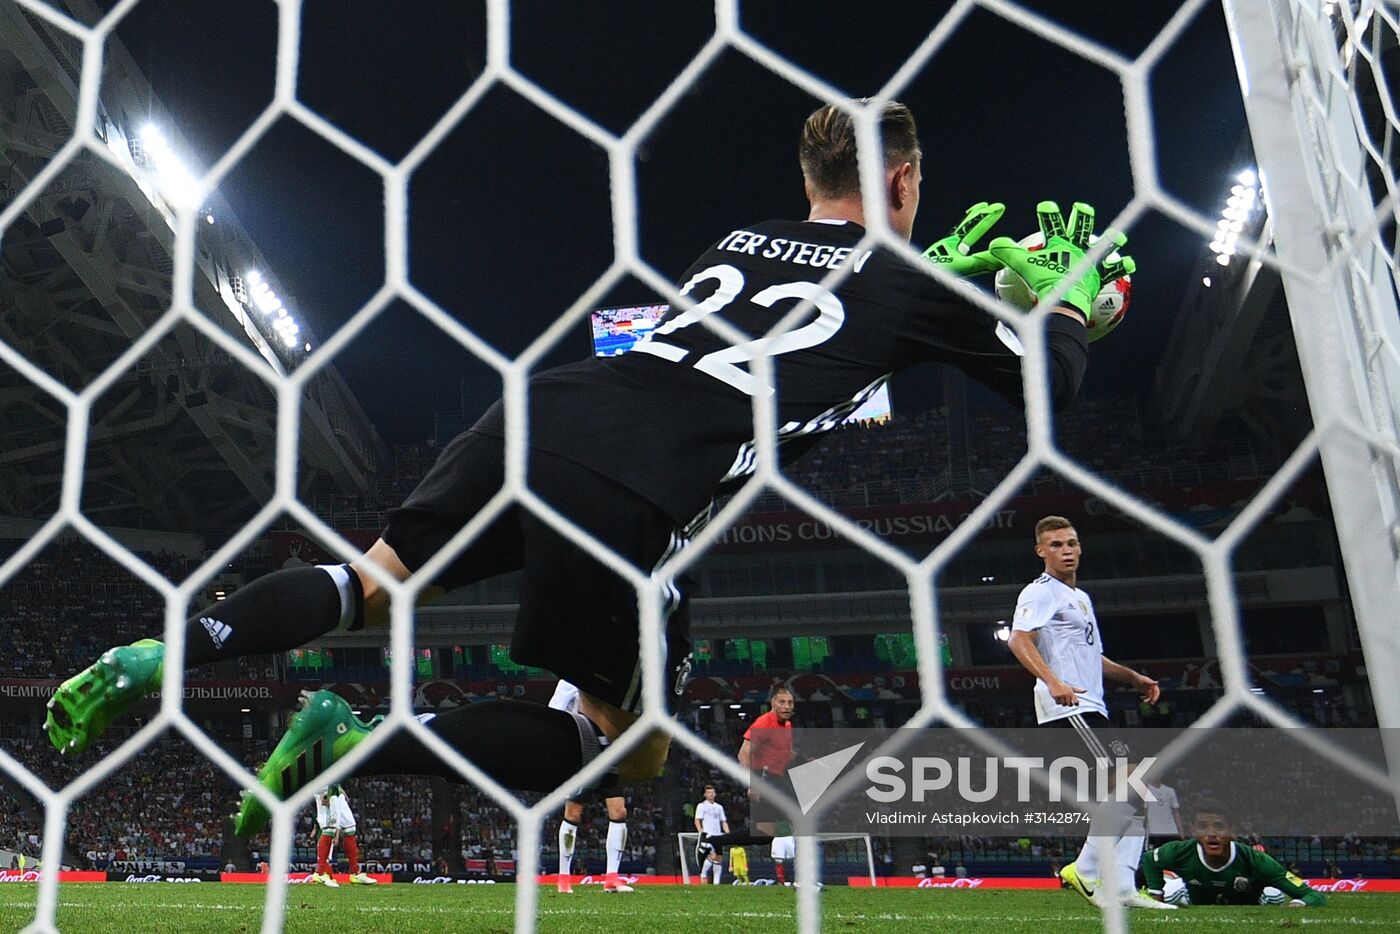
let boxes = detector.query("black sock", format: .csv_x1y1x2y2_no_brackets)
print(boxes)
355,701,615,793
182,566,354,667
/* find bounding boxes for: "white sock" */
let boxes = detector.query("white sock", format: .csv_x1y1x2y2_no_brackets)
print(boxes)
606,821,627,875
1111,817,1146,896
559,820,577,875
711,861,723,884
1075,836,1105,880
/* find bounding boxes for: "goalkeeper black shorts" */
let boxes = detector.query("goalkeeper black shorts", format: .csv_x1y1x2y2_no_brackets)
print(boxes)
383,428,693,713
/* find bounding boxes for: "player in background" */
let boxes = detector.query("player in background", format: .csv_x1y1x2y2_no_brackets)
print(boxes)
310,783,377,886
729,845,749,885
309,785,340,887
1142,800,1326,907
549,680,632,894
1006,516,1164,911
43,100,1132,833
1144,777,1184,848
769,828,797,887
693,784,729,884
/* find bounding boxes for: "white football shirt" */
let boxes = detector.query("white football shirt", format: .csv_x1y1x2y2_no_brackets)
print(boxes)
1145,782,1181,835
1013,572,1106,723
695,800,727,835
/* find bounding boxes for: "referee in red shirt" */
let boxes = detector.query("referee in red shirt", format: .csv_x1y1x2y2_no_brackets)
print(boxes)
697,686,796,860
740,686,796,781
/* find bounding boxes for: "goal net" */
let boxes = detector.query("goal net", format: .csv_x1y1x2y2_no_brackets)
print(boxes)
0,1,1398,934
676,832,874,886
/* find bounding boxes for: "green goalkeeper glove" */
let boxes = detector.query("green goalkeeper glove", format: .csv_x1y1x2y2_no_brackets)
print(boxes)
988,200,1135,320
922,201,1006,278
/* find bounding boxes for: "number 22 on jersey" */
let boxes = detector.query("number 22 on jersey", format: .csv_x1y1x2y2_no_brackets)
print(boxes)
631,264,846,397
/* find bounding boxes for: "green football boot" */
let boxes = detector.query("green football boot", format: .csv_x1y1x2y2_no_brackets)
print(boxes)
44,638,165,755
234,690,382,837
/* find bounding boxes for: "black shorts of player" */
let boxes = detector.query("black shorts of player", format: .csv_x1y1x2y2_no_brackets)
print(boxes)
564,783,628,805
1044,711,1133,761
1046,712,1143,812
382,429,693,714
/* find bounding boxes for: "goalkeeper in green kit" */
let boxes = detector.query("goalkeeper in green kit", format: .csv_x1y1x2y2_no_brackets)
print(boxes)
1141,800,1326,907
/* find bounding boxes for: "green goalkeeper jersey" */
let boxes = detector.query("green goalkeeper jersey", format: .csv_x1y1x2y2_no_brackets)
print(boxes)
1141,840,1326,906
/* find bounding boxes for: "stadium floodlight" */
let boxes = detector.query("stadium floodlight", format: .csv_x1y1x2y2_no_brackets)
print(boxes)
995,622,1011,642
728,704,742,709
246,269,263,286
253,287,282,315
138,123,204,208
1203,276,1213,287
303,342,312,352
1210,167,1261,269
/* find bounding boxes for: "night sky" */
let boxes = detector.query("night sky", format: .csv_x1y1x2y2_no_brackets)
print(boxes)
93,0,1249,444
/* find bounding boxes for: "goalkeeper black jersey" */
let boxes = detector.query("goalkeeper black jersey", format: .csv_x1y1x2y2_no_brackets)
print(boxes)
475,218,1078,524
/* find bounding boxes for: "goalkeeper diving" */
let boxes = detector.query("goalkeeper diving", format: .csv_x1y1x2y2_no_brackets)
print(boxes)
1141,799,1326,907
41,100,1134,837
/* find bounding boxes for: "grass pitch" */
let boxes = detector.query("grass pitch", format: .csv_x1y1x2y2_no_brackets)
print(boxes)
0,883,1395,933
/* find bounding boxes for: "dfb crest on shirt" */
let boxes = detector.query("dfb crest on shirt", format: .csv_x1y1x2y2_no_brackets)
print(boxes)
1233,876,1252,892
1108,739,1130,758
1079,601,1089,615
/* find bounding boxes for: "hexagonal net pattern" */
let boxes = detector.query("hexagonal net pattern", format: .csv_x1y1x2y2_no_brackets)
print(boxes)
0,1,1397,933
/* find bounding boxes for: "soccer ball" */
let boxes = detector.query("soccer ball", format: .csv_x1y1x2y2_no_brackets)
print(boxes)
992,232,1132,343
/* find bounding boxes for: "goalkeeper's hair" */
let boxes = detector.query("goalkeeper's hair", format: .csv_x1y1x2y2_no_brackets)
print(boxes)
800,99,920,199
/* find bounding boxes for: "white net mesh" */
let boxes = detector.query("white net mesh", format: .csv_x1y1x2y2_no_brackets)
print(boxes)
0,0,1397,932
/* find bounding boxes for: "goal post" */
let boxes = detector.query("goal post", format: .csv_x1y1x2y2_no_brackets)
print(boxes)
1222,0,1400,733
677,832,875,886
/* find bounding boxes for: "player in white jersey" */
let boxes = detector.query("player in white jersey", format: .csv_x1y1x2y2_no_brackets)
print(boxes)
1007,516,1163,911
1143,778,1184,847
310,783,376,885
549,680,632,893
693,784,729,884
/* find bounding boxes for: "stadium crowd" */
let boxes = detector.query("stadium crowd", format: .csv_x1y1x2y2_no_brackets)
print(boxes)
0,398,1381,878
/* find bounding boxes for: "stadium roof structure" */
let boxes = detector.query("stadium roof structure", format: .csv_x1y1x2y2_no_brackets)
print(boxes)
1150,152,1310,453
0,0,386,540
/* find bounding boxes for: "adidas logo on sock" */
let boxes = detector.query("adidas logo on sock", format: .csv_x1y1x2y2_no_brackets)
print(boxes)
200,616,233,649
